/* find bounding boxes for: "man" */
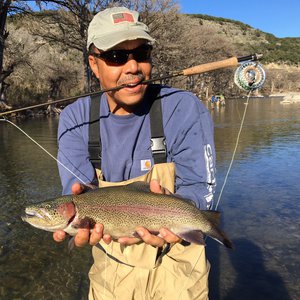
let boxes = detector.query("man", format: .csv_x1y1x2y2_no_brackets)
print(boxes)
54,6,216,300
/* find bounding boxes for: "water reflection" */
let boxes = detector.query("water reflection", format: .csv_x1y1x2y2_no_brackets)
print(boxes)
207,98,300,300
227,239,291,300
0,98,299,299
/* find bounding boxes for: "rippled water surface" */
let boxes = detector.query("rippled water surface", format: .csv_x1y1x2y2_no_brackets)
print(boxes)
0,97,299,299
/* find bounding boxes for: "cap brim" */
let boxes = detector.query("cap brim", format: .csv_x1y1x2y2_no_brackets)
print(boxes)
91,29,155,51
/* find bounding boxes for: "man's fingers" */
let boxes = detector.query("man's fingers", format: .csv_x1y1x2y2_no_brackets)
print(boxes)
118,236,141,245
71,182,84,195
89,224,103,246
71,182,97,195
103,234,112,245
149,179,162,193
160,228,182,244
53,230,66,242
53,224,180,249
136,227,165,247
74,228,90,247
118,227,180,247
150,179,171,195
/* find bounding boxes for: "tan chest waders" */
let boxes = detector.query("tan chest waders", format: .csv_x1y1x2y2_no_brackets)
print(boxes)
87,85,209,299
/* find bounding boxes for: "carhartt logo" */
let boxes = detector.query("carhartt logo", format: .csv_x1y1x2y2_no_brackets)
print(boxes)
141,159,151,171
112,13,135,24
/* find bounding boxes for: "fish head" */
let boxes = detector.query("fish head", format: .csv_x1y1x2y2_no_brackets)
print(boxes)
22,195,75,232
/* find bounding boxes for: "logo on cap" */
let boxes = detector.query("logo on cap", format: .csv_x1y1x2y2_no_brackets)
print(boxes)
112,13,135,24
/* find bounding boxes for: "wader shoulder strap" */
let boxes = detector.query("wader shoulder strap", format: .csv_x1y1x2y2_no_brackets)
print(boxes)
88,94,102,169
88,85,167,170
149,84,167,164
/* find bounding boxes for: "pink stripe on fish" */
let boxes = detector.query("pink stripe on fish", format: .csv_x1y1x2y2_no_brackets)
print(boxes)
95,204,187,217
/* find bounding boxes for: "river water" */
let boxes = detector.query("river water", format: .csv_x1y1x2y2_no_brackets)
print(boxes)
0,97,299,300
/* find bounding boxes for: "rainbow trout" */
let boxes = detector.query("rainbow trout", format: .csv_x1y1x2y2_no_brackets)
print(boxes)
22,182,232,248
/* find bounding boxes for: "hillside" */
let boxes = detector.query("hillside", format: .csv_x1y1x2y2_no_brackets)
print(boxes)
188,14,300,65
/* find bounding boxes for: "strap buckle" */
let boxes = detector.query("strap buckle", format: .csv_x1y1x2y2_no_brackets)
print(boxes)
151,137,166,155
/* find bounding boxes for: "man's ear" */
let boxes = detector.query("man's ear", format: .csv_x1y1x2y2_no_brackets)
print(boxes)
88,55,100,79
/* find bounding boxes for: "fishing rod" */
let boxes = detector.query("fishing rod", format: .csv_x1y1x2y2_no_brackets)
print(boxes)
0,53,264,117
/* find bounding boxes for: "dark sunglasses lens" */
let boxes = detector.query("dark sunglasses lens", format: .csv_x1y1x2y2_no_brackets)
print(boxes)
133,46,152,62
101,45,152,65
102,51,128,65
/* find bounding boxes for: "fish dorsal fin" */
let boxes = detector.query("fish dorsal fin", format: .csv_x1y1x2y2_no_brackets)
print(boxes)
201,210,221,226
124,181,151,193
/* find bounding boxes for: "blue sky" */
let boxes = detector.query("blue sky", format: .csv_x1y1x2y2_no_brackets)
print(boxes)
178,0,300,38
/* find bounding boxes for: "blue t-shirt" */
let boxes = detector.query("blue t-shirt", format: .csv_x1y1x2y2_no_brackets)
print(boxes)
57,86,216,209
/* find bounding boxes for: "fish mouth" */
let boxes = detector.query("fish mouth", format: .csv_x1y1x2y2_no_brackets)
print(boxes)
22,210,43,220
22,208,53,222
21,209,70,232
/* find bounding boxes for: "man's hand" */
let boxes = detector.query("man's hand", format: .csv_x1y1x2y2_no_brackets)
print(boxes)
53,183,111,247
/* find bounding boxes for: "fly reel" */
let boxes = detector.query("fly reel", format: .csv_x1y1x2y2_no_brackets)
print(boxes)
234,61,266,91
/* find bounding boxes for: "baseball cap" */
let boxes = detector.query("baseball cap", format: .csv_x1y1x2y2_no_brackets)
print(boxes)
87,7,156,51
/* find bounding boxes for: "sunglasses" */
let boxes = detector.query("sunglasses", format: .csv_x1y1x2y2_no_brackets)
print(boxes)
91,44,152,66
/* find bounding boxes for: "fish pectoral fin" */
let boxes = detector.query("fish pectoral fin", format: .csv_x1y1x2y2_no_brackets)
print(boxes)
155,243,172,268
177,230,206,245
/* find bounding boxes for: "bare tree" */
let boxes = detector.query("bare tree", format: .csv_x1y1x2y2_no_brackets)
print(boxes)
27,2,91,92
0,0,35,104
5,19,84,107
27,0,180,93
0,0,32,77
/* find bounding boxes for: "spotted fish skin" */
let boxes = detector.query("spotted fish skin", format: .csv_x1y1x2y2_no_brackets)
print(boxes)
22,182,233,248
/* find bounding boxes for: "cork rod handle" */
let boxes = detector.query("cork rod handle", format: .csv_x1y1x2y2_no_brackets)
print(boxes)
182,57,239,76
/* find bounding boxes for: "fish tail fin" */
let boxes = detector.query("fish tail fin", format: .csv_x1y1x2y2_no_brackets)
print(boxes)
222,236,234,249
210,234,234,249
201,210,221,226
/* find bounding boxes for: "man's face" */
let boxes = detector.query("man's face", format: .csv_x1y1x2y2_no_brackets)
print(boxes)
89,39,152,115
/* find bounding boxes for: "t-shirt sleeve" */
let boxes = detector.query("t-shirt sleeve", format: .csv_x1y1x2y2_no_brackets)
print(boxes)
164,92,216,210
57,100,95,195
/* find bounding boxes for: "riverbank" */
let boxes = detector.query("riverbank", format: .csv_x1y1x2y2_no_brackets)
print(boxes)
269,92,300,98
269,92,300,104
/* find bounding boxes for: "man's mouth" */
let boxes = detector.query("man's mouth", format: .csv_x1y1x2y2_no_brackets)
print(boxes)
123,80,144,88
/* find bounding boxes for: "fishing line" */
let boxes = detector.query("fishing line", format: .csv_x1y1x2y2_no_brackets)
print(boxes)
0,117,86,185
177,91,253,300
103,246,108,300
214,60,265,209
180,60,265,296
214,90,252,210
